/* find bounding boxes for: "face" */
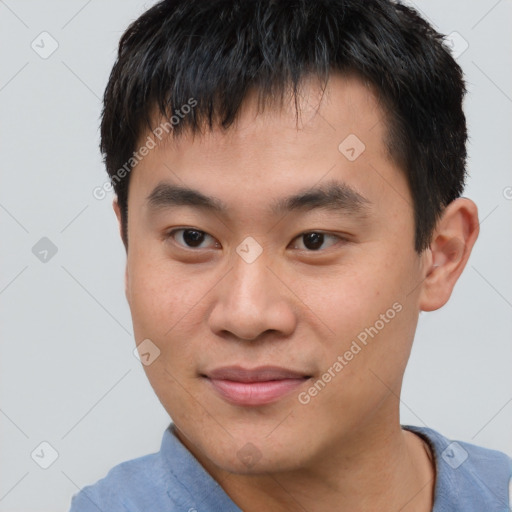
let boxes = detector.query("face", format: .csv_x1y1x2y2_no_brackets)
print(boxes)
121,73,429,474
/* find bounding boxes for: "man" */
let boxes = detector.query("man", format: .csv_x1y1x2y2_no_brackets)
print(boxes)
70,0,511,510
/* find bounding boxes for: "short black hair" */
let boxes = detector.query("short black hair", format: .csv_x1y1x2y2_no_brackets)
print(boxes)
100,0,467,252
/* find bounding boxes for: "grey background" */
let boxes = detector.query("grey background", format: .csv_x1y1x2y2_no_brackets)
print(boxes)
0,0,510,510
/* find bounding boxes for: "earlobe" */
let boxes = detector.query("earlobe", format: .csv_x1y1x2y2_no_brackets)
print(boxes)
419,198,479,312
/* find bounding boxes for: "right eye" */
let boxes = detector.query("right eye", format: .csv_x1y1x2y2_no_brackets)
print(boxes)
166,228,221,250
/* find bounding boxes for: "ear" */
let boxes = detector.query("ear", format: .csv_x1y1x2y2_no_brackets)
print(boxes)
113,198,130,299
418,198,479,312
113,198,127,250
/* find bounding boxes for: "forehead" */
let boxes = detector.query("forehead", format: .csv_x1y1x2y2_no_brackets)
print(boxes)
129,72,409,222
154,73,388,162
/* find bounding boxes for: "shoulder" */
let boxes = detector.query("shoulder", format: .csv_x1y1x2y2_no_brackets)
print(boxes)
68,450,171,512
68,425,242,512
405,425,512,512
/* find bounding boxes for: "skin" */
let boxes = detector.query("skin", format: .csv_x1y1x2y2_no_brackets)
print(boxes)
114,72,479,511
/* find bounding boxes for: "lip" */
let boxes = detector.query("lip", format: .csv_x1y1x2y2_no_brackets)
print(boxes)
203,365,311,406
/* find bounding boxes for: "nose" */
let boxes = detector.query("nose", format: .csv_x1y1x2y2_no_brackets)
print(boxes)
208,254,298,342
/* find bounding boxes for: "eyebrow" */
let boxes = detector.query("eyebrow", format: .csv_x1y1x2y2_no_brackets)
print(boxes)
271,180,371,217
146,180,371,217
147,183,226,212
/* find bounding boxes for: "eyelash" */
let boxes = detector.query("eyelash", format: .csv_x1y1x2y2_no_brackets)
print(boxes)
165,228,347,252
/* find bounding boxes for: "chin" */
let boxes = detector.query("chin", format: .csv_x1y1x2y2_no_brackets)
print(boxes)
202,430,311,475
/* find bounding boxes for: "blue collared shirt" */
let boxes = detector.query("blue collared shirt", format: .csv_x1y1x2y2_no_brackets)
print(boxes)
69,423,512,511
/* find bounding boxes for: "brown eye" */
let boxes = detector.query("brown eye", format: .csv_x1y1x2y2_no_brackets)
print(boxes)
291,232,342,251
168,229,220,249
302,232,324,250
182,229,205,247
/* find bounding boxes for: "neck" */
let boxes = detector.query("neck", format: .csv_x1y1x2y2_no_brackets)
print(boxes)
177,416,435,512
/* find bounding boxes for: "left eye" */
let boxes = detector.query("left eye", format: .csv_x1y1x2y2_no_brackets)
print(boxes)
290,232,342,251
168,229,220,249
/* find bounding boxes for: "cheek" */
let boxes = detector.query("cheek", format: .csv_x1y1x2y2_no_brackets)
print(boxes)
127,257,195,335
126,258,217,374
303,251,418,384
126,261,205,411
303,258,404,338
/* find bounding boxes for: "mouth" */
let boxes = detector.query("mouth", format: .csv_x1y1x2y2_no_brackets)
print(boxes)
201,365,312,406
